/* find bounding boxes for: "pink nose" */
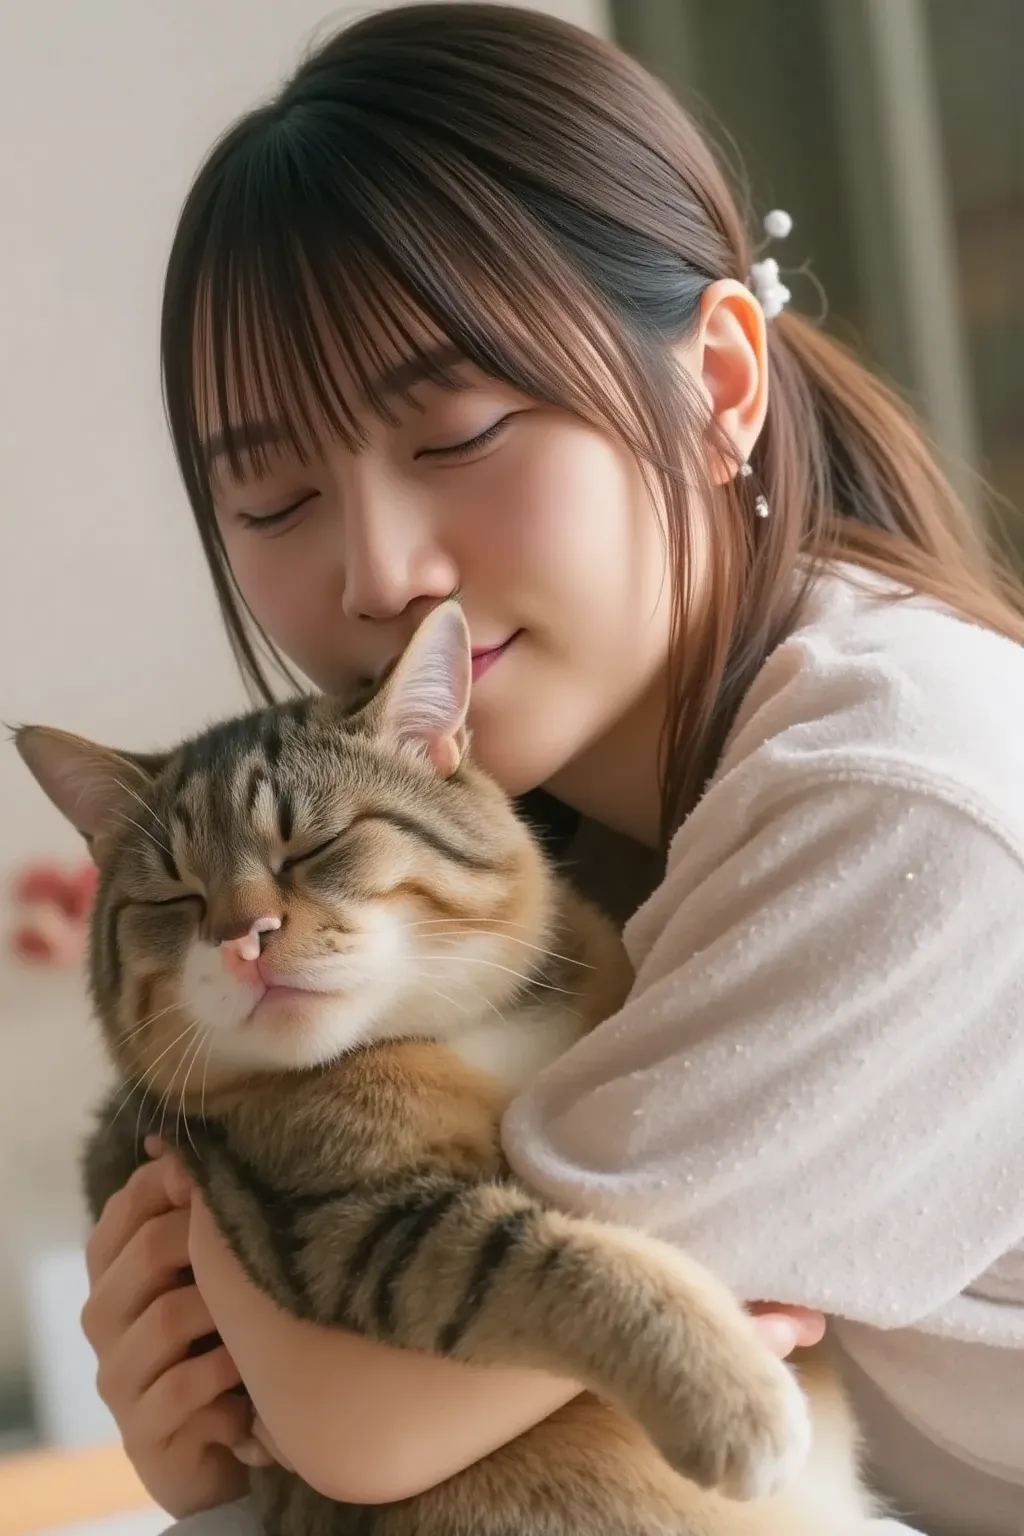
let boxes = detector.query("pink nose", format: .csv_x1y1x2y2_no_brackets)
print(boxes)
218,915,281,965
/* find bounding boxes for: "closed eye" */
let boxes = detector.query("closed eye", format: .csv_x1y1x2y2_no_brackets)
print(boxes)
236,493,317,531
416,414,514,462
280,836,340,873
140,892,206,913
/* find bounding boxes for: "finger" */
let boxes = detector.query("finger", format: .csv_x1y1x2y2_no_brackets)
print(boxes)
116,1284,221,1400
751,1314,802,1358
86,1160,183,1285
184,1392,256,1454
748,1303,826,1349
136,1345,243,1447
788,1308,827,1348
249,1414,291,1472
150,1151,193,1208
83,1209,191,1351
234,1434,276,1469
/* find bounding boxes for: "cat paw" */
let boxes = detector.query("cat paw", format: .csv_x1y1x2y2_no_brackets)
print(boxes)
651,1355,813,1500
716,1360,812,1500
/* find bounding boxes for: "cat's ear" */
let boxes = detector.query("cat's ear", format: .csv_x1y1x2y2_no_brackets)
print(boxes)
16,727,167,864
377,601,472,777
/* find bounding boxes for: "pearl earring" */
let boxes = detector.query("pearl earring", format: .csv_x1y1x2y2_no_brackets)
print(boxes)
739,460,771,518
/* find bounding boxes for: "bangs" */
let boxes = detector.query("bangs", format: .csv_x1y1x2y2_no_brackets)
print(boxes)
164,106,620,499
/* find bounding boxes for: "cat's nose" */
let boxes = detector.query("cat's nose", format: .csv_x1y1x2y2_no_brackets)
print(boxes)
215,915,282,963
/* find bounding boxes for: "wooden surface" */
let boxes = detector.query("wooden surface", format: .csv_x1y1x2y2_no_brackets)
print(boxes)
0,1442,158,1536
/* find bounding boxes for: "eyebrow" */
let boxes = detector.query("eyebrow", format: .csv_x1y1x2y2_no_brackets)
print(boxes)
202,342,467,466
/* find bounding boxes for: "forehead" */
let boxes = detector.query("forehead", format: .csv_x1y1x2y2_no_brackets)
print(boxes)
161,704,351,834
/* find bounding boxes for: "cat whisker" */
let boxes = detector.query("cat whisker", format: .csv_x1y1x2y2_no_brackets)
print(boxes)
113,777,169,834
138,1019,202,1084
111,1046,185,1141
199,1034,215,1128
108,1070,148,1131
400,920,592,969
128,1020,200,1149
414,954,575,995
457,976,507,1025
415,981,474,1017
119,1000,184,1046
114,810,175,861
176,1032,207,1163
112,1009,192,1142
403,917,543,933
125,1032,191,1155
157,1029,199,1147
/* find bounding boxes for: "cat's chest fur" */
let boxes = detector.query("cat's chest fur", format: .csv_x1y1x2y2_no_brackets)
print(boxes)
450,1003,590,1097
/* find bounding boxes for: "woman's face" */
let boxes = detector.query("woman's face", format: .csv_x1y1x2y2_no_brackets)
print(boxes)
208,346,675,801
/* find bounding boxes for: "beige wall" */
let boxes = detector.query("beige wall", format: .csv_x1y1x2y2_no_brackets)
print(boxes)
0,0,607,1394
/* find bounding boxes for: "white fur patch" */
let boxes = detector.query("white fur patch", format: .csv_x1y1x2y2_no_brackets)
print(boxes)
451,1005,588,1096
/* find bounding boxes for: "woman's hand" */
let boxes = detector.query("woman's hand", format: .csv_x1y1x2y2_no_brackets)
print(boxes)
748,1301,826,1357
80,1146,272,1520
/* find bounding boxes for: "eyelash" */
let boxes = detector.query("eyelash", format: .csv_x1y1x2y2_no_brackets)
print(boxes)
237,493,315,532
418,414,513,461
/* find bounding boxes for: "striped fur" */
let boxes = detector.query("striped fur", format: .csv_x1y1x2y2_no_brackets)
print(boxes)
18,610,873,1535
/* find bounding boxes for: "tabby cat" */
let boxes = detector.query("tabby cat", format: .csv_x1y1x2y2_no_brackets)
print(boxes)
18,602,873,1535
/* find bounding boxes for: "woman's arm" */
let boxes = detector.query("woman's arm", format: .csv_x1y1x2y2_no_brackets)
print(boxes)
505,778,1024,1325
186,1193,579,1504
188,1188,820,1504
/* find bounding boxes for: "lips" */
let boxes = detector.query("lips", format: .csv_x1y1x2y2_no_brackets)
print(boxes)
471,632,519,681
374,630,520,689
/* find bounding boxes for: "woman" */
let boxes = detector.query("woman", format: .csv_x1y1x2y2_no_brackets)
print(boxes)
79,7,1024,1534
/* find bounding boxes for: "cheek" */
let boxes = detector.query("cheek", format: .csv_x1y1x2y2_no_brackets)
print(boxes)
464,420,657,603
224,525,351,673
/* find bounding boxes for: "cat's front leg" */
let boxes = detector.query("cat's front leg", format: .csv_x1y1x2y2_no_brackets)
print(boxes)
188,1145,810,1504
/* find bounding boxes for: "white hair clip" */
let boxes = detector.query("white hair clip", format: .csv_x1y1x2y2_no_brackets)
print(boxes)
749,209,793,320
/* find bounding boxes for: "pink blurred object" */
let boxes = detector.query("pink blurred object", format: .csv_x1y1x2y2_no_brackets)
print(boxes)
8,860,97,967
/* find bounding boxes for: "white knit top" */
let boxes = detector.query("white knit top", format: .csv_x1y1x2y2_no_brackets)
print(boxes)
504,569,1024,1536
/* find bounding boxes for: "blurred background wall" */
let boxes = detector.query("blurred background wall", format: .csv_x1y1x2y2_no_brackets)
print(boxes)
0,0,1019,1493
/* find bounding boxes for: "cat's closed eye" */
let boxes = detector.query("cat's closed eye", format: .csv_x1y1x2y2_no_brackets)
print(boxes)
139,891,207,914
280,835,341,874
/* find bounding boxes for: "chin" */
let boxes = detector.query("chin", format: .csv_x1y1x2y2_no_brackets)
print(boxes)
203,984,402,1076
468,698,591,802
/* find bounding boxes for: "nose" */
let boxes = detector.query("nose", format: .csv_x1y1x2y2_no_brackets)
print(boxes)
215,915,281,962
340,476,458,623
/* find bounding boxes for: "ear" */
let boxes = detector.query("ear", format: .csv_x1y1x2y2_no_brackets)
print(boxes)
15,726,166,864
683,278,768,485
376,602,472,777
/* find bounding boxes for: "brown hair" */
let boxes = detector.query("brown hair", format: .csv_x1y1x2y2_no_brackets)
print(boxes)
161,2,1024,844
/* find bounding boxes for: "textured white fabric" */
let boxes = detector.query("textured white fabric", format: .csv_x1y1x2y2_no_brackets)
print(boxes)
504,570,1024,1536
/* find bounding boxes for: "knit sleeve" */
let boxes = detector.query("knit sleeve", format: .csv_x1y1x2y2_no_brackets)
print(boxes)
502,776,1024,1327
